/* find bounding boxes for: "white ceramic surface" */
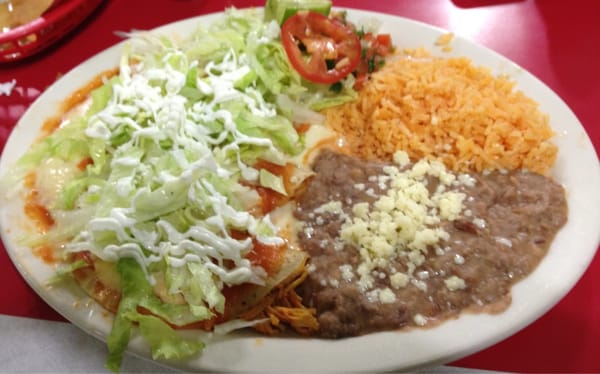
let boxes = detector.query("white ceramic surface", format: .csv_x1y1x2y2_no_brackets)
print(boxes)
1,8,599,372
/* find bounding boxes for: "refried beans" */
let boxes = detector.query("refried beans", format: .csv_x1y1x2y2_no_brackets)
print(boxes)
294,150,567,338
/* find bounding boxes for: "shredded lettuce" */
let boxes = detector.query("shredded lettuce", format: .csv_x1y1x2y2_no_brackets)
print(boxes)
186,261,226,314
259,168,287,196
106,258,205,373
128,312,205,361
45,259,89,286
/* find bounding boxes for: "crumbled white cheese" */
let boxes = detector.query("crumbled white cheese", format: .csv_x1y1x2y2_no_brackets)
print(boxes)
373,195,395,213
472,218,486,229
339,264,355,282
495,237,513,248
336,157,477,297
458,173,476,187
416,270,430,280
356,261,375,291
413,313,427,326
445,275,467,291
303,225,314,238
411,278,428,292
393,150,410,167
453,254,465,265
352,202,370,220
314,200,343,215
434,191,466,220
365,289,380,302
408,250,426,266
378,287,397,304
435,246,445,256
390,272,409,289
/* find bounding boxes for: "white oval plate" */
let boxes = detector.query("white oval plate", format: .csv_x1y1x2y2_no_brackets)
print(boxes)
1,8,599,373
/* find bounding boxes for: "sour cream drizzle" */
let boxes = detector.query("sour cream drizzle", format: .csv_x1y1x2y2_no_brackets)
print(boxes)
67,34,287,287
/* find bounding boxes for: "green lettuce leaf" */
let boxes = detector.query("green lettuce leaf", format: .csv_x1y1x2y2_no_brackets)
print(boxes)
259,168,287,196
45,259,89,286
126,312,205,361
105,258,206,373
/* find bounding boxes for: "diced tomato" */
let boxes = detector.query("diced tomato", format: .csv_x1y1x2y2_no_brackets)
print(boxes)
255,186,287,215
294,122,311,134
229,230,285,276
353,32,393,90
281,11,362,84
353,72,369,91
77,157,94,171
246,239,285,276
376,34,392,53
229,229,248,241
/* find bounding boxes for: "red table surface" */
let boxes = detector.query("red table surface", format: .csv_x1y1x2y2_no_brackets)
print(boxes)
0,0,598,372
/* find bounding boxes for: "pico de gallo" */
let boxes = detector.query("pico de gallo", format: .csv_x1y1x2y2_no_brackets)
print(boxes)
279,9,393,89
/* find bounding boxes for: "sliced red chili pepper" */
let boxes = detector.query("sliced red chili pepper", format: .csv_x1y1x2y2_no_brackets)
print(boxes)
281,11,362,84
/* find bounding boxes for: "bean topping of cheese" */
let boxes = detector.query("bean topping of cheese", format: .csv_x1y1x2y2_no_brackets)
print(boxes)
294,150,568,338
339,151,470,292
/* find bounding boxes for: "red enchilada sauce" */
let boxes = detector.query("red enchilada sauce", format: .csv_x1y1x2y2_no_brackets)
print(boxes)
40,68,119,136
24,68,119,265
23,172,54,232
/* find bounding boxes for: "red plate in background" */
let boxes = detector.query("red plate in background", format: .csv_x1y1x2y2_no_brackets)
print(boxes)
0,0,103,62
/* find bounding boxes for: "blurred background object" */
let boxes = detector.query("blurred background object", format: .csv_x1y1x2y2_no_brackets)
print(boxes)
0,0,103,62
